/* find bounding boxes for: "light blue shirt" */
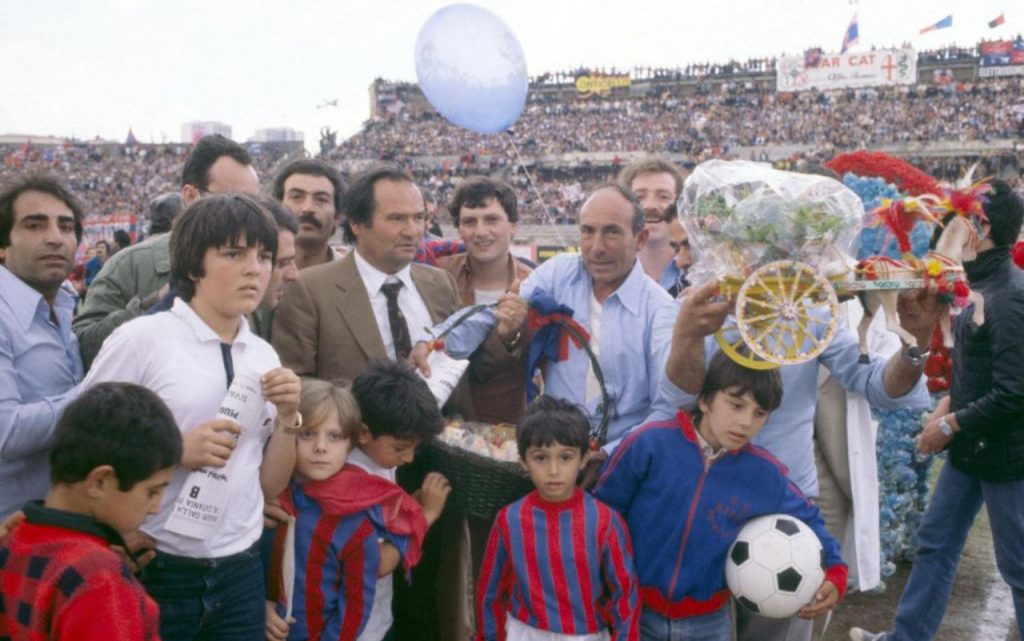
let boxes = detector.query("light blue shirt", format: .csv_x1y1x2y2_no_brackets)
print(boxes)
0,266,83,517
649,298,932,497
442,254,674,443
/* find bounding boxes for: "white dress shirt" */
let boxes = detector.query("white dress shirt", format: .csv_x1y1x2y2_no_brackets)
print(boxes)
347,446,398,641
82,299,280,558
353,249,433,360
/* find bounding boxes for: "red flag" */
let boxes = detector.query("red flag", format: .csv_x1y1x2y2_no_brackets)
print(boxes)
988,13,1005,28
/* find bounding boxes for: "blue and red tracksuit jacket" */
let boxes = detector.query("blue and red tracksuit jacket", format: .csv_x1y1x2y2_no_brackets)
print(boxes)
268,468,427,641
592,411,848,619
475,488,640,641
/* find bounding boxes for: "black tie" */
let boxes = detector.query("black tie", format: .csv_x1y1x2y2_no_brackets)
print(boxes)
380,281,412,360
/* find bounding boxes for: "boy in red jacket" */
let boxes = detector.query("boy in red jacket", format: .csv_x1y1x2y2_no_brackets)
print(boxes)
0,382,181,641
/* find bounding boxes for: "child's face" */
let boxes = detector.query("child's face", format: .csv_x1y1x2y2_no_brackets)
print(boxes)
356,423,420,470
521,442,584,502
192,233,273,320
96,466,174,534
295,409,351,483
697,386,771,451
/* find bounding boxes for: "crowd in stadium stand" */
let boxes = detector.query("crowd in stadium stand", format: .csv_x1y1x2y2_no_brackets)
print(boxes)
0,143,295,224
2,43,1022,230
333,77,1024,159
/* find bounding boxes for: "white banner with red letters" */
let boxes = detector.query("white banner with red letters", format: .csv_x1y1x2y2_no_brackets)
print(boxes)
776,48,916,91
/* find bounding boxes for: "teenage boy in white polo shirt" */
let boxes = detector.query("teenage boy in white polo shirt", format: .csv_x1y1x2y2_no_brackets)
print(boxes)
82,194,301,641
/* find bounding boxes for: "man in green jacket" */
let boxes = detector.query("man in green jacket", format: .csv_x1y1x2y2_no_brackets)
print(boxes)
72,135,260,369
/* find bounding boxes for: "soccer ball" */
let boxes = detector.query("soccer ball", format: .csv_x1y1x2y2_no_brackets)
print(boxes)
725,514,825,618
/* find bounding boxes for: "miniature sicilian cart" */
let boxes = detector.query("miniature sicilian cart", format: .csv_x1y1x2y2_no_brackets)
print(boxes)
678,159,983,370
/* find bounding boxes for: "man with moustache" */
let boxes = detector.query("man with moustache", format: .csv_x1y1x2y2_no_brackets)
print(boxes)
0,175,84,517
73,134,261,369
272,158,344,270
618,156,686,291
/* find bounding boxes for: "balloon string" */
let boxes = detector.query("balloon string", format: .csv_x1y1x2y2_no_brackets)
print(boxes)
504,132,570,250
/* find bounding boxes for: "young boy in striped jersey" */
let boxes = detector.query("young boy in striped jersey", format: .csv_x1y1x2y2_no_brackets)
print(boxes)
476,396,640,641
265,379,430,641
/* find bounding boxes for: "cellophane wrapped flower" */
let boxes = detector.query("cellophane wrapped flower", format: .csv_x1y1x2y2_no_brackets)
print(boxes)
873,404,936,580
679,160,863,286
834,151,941,586
843,174,933,260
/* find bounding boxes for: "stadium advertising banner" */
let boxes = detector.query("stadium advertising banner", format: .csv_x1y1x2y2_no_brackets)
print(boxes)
575,74,631,98
776,48,916,91
978,39,1024,78
83,213,140,243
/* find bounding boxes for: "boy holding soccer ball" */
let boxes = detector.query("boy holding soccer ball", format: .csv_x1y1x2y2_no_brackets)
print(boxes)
593,350,847,641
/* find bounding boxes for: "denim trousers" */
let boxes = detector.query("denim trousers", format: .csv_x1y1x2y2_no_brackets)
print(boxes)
142,542,265,641
640,605,732,641
888,462,1024,641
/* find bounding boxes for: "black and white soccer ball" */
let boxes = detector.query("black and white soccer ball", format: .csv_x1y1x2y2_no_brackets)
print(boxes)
725,514,825,618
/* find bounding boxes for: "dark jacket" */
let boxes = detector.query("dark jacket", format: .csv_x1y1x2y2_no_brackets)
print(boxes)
948,246,1024,480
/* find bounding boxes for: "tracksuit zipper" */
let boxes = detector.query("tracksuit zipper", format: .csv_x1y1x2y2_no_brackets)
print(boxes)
666,453,716,598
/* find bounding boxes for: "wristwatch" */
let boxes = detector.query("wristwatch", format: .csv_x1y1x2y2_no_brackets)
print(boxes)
938,415,954,437
276,412,304,434
900,347,931,367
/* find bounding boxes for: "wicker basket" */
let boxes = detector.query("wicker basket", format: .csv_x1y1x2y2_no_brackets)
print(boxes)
425,439,533,521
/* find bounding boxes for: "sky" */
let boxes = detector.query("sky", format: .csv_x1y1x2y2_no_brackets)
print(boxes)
0,0,1017,151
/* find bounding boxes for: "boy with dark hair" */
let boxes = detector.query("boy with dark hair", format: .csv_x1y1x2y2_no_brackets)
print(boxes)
476,395,640,641
0,382,181,641
83,194,301,641
73,133,260,369
594,351,847,641
349,359,451,641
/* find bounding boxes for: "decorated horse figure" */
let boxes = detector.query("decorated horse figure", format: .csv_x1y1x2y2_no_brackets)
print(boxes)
854,181,989,362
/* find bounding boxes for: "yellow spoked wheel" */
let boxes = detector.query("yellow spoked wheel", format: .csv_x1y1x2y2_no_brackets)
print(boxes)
716,260,839,368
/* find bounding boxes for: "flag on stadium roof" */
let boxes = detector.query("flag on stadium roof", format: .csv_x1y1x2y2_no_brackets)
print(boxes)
988,13,1006,29
841,14,859,54
125,128,138,145
920,14,953,34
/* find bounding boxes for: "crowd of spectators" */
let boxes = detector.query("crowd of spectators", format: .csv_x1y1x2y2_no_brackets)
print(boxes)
2,42,1022,230
0,142,295,224
333,76,1024,159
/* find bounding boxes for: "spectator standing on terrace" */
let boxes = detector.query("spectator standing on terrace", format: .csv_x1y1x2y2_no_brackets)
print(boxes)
146,192,184,236
618,157,685,291
72,134,260,370
272,158,345,270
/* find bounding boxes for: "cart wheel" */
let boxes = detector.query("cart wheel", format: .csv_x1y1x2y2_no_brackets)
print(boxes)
732,260,839,366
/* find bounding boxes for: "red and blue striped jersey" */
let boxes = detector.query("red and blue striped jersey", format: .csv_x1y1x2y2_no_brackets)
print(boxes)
285,483,381,641
475,489,639,641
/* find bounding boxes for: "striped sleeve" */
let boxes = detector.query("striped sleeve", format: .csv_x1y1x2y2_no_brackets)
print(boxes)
475,508,514,641
598,507,640,641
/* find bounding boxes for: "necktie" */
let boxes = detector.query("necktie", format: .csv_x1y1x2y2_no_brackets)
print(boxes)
380,281,412,360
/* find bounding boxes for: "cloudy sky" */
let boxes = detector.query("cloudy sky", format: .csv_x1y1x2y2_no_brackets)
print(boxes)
1,0,1016,149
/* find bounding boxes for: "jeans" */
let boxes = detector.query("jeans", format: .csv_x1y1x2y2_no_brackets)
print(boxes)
142,542,265,641
640,605,732,641
887,462,1024,641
